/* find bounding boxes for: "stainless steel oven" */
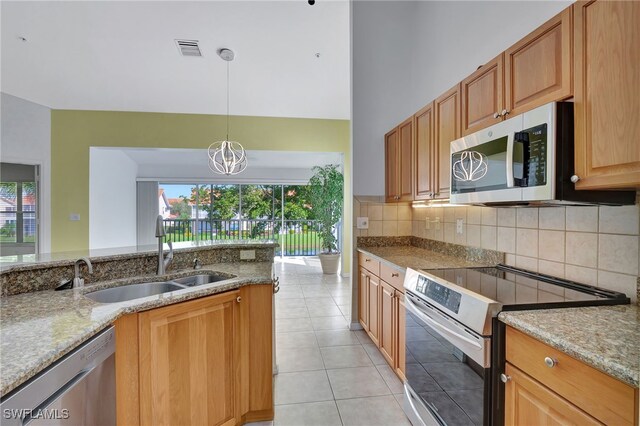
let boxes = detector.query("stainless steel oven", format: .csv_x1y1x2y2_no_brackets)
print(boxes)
401,266,629,426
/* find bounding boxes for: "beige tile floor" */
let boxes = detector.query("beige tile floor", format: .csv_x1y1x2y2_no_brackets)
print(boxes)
248,257,410,426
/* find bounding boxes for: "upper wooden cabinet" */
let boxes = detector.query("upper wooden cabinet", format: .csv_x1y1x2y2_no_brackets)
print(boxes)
385,118,414,202
573,0,640,190
461,54,505,136
505,7,573,118
434,86,461,199
413,103,435,200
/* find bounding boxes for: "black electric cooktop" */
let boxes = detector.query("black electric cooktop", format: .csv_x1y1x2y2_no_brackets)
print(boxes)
422,264,629,311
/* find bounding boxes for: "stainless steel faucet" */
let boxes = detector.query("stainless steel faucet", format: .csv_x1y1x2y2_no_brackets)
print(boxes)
73,257,93,288
155,215,173,275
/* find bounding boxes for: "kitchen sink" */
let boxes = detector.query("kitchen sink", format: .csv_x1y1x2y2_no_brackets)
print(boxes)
171,273,235,287
85,281,188,304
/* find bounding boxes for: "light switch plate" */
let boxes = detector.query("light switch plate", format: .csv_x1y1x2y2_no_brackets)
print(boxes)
456,218,464,235
356,217,369,229
240,250,256,260
69,214,80,221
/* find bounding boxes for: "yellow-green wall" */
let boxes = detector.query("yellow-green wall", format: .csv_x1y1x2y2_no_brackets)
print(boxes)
51,110,351,272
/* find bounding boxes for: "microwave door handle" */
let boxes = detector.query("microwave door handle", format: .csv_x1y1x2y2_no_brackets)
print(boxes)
404,296,482,350
506,132,515,188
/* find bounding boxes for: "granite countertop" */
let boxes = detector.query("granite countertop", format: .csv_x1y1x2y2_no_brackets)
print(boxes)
499,305,639,388
357,246,491,271
0,261,274,396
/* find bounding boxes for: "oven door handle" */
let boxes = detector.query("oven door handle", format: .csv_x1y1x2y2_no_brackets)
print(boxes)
405,296,482,350
405,384,428,426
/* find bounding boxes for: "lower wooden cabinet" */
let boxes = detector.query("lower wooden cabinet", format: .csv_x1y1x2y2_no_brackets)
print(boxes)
357,257,406,380
504,363,602,426
115,284,274,426
505,326,638,426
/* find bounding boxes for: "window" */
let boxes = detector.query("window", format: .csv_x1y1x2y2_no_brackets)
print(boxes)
0,163,39,256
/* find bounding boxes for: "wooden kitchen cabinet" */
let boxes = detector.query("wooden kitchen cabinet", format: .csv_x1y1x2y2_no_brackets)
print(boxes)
138,290,241,426
504,363,602,426
434,85,461,199
115,284,274,426
504,7,573,118
385,117,414,202
413,103,435,200
379,280,396,366
461,54,504,136
573,0,640,190
505,326,638,426
367,273,380,345
358,267,369,332
395,296,406,380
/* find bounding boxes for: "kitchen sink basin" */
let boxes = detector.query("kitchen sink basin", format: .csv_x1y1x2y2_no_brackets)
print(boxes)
171,273,235,287
85,281,188,304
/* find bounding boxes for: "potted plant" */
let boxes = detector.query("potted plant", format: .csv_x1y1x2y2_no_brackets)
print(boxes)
307,164,343,274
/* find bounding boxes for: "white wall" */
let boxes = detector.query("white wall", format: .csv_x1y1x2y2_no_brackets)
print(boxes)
89,148,138,249
352,0,573,196
0,93,52,252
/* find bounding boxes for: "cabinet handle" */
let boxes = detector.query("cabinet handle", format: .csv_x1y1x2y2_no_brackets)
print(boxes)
570,175,580,183
365,258,371,262
501,109,510,117
500,373,511,383
544,357,558,368
493,112,500,119
236,296,242,303
391,273,399,277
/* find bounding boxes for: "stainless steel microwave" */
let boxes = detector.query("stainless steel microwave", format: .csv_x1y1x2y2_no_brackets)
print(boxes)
449,102,635,206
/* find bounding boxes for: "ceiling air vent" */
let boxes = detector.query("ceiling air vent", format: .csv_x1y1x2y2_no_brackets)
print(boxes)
175,39,202,57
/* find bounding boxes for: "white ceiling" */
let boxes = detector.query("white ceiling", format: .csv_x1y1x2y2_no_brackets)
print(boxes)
1,1,350,120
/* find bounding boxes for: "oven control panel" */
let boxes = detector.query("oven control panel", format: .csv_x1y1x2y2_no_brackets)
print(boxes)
416,275,462,314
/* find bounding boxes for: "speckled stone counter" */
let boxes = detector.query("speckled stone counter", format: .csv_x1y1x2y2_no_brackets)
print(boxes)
499,305,639,388
0,261,273,396
357,245,494,272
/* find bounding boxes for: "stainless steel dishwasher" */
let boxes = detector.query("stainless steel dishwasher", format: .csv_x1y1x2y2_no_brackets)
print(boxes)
1,326,115,426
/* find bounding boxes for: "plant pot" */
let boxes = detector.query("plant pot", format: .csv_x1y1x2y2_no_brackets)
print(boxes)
318,253,340,275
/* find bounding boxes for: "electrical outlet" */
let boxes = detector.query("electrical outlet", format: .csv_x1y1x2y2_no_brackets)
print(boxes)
425,216,430,230
240,250,255,260
69,214,80,221
356,217,369,229
456,218,464,235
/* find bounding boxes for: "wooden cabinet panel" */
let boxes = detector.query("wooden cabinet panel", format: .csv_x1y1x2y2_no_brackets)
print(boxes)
379,263,404,293
398,117,414,201
358,252,380,276
434,86,461,199
506,326,637,426
461,54,504,136
505,8,572,117
138,291,241,426
379,281,395,366
385,128,400,202
358,267,369,331
574,0,640,189
413,103,434,200
367,274,380,345
395,296,406,381
505,363,602,426
115,314,140,426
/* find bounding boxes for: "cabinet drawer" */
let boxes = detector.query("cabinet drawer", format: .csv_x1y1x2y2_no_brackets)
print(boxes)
505,326,637,426
379,263,404,293
358,252,380,275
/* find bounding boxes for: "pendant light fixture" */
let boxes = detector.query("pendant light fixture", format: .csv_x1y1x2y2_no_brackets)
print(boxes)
208,48,248,175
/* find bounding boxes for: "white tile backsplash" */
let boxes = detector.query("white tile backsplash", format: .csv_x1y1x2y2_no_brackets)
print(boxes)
355,196,640,301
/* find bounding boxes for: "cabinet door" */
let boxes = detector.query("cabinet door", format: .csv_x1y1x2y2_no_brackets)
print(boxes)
414,103,435,200
398,117,414,202
461,54,504,136
434,85,461,199
379,281,395,366
385,128,400,202
367,274,380,346
505,7,572,118
358,268,369,331
395,295,406,381
504,363,602,426
574,0,640,189
138,291,240,426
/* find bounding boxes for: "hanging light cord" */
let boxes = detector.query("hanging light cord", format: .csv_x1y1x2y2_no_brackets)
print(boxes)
226,59,230,141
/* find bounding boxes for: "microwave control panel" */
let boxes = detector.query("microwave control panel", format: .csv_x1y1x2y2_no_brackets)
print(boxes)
520,123,547,187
